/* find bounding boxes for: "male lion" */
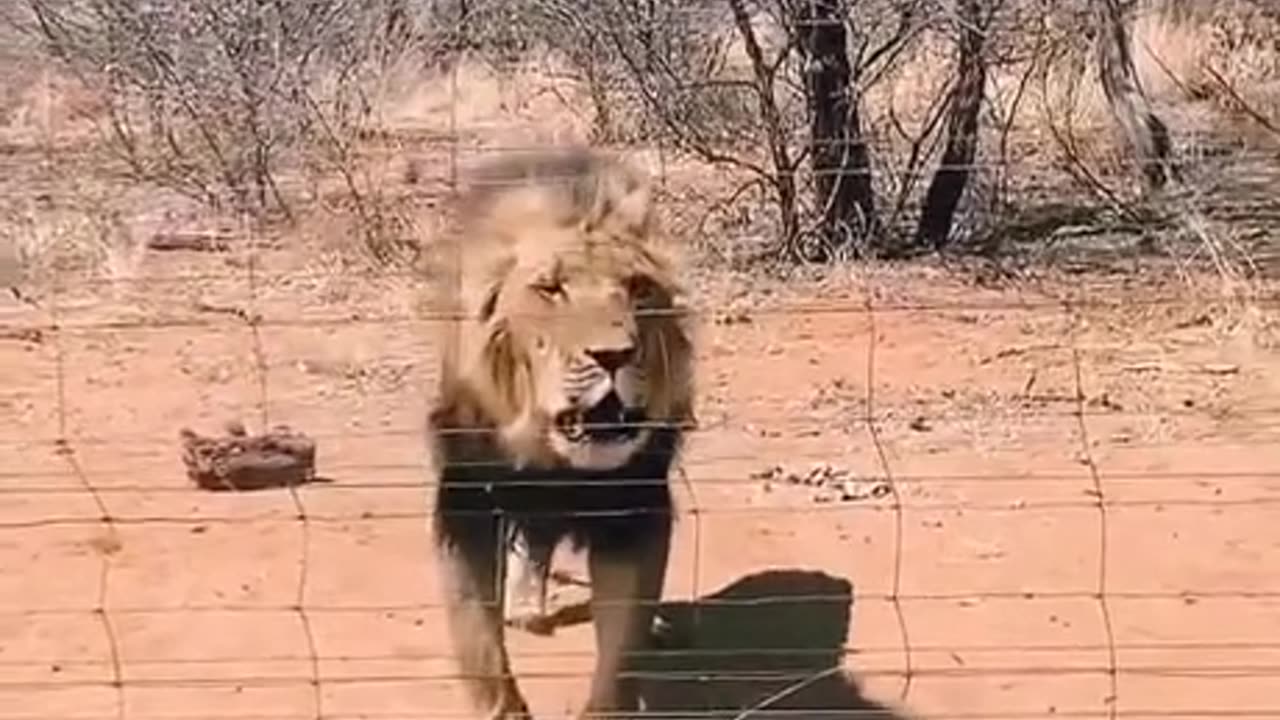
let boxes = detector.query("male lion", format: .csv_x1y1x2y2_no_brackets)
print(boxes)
426,147,694,719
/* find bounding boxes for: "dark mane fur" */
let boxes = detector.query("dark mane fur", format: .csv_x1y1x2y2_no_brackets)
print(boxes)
429,396,680,553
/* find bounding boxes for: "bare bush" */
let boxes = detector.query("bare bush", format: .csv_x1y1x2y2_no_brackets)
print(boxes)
464,0,804,255
472,0,938,261
6,0,1277,276
19,0,411,230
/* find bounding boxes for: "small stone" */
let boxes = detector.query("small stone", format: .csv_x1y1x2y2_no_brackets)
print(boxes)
806,462,834,485
749,465,779,480
839,479,864,501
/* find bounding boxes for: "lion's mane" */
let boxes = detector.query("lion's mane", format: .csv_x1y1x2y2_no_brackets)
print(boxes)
427,147,694,473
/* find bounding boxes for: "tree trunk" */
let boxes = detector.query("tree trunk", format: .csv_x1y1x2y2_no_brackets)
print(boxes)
726,0,801,257
385,0,412,45
797,0,877,256
914,0,986,251
1095,0,1175,191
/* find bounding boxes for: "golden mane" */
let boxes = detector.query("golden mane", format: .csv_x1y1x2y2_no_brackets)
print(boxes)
428,147,693,466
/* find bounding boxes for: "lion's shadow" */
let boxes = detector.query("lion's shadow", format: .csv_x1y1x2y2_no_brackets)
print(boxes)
630,569,914,719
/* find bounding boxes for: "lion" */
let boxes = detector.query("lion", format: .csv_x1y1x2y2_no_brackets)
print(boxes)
425,147,695,719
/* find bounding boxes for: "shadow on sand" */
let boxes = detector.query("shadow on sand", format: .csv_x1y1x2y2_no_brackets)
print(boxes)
526,568,916,718
632,569,913,718
630,569,916,719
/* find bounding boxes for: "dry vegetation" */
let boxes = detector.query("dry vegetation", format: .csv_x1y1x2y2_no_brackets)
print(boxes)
0,0,1278,289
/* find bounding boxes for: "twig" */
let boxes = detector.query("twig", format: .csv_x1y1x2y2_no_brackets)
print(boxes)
1200,64,1280,139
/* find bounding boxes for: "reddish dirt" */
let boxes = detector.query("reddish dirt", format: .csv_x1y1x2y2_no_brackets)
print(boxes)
2,251,1279,720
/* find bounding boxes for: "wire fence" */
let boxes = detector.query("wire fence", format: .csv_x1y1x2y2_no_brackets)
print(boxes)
3,2,1280,719
4,258,1278,719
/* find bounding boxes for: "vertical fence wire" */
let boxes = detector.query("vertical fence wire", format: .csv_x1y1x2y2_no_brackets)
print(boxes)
1069,305,1120,720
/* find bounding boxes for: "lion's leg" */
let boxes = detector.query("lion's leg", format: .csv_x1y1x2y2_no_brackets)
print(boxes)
503,525,556,635
436,510,530,719
580,517,672,717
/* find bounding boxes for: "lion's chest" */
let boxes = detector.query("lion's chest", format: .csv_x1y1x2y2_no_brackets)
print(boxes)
434,430,680,549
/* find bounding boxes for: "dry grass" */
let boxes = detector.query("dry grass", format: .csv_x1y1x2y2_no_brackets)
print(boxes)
1136,1,1280,123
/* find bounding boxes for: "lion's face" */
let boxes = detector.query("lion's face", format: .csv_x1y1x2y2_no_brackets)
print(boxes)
484,235,681,471
432,149,693,473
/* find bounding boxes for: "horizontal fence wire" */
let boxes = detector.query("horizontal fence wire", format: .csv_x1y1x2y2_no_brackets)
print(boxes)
0,709,1276,720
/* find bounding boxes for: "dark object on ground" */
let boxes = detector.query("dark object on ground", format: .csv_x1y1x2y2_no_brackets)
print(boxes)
148,231,232,252
180,420,317,491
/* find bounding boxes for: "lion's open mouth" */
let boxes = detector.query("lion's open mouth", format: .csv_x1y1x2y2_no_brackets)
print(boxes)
554,392,645,445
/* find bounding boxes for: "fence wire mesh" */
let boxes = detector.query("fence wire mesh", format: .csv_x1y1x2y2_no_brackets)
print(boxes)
3,1,1280,719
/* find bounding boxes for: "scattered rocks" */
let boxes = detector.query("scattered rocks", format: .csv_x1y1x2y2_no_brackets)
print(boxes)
0,327,44,345
752,462,891,504
714,310,753,326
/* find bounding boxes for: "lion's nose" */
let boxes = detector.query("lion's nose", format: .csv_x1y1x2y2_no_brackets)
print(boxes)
587,347,635,374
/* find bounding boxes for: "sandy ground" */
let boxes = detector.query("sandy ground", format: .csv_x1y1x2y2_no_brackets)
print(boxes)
2,237,1279,720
